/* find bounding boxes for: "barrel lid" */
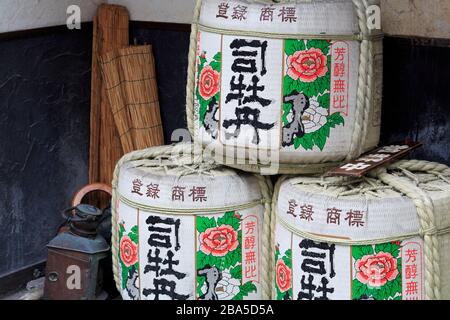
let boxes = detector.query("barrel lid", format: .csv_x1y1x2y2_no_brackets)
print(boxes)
276,160,450,242
199,0,360,36
115,144,264,211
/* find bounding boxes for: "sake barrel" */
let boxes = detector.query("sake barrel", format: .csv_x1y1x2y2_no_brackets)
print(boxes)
111,143,272,300
271,160,450,300
186,0,383,174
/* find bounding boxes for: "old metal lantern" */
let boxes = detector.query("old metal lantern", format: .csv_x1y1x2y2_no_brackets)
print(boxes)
44,185,112,300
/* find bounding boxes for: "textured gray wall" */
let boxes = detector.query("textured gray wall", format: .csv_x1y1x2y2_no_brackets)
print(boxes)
0,24,192,278
380,37,450,165
0,28,91,276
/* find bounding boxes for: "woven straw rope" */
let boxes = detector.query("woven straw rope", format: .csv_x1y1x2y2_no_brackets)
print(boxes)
270,160,450,300
185,0,381,173
111,143,274,299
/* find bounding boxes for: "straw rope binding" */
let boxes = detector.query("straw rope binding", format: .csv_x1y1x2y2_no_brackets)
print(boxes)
271,160,450,299
185,0,383,173
111,143,274,299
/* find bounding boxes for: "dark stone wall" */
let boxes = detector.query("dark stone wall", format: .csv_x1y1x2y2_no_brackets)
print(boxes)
381,37,450,165
0,24,449,278
0,27,92,276
0,23,192,278
130,23,190,142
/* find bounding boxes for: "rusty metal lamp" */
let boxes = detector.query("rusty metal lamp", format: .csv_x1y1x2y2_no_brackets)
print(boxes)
44,184,112,300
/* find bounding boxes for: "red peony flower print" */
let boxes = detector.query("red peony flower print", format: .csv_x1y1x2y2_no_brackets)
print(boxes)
199,65,220,100
120,235,138,267
287,48,328,82
199,225,239,257
355,252,399,288
276,259,291,293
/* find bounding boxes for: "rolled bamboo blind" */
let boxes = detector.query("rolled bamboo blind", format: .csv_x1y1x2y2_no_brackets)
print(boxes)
100,45,164,153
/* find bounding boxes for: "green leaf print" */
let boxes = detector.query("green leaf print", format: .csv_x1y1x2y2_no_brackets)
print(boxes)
285,39,306,56
327,112,345,127
199,53,207,67
317,92,330,109
197,216,217,233
352,242,402,300
222,242,242,270
283,76,298,97
282,249,292,268
128,229,138,244
294,132,314,150
196,51,221,126
282,39,343,151
312,129,327,151
119,223,126,236
375,242,401,258
230,265,242,280
213,52,221,62
196,211,244,299
210,61,221,72
232,282,257,300
307,39,331,56
352,245,375,260
293,112,345,151
352,279,367,299
197,250,220,270
217,211,241,230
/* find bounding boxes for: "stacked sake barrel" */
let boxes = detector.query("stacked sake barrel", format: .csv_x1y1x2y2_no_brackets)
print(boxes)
111,0,450,302
186,0,383,174
271,160,450,300
111,143,272,300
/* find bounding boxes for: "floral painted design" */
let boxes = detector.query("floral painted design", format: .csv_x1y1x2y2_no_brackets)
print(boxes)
196,51,221,125
199,225,239,257
283,39,344,151
120,235,138,267
196,211,256,300
118,223,139,297
274,244,293,300
199,65,220,100
352,242,402,300
355,251,399,288
287,48,329,83
275,259,292,293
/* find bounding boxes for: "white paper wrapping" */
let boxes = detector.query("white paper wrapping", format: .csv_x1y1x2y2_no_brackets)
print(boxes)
191,0,381,168
116,162,266,300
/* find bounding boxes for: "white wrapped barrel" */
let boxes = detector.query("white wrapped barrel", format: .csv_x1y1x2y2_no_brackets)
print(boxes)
111,144,272,300
271,160,450,300
186,0,383,174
